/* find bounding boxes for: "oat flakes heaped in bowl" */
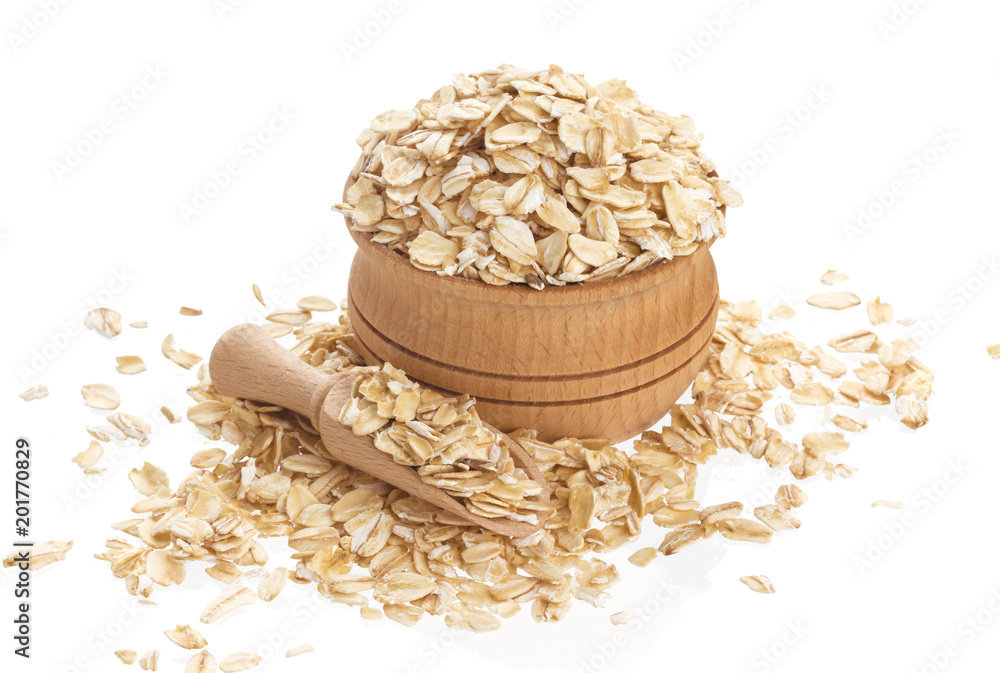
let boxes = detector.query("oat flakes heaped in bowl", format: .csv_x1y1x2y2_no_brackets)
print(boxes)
334,64,742,288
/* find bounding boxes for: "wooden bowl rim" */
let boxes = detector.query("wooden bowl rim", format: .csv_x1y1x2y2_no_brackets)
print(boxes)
342,177,720,305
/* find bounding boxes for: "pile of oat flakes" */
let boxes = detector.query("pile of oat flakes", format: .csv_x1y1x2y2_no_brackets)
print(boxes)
103,276,931,623
334,64,742,288
11,273,939,668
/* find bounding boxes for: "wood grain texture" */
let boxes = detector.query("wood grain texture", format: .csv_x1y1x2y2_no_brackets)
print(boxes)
345,225,720,443
209,324,548,537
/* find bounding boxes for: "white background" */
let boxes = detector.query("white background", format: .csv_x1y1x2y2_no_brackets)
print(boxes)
2,1,998,672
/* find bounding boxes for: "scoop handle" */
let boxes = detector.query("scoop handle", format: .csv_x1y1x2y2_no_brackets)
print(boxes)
210,324,550,538
208,323,337,425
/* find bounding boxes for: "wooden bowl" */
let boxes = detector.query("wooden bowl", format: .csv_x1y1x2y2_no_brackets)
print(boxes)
343,214,719,443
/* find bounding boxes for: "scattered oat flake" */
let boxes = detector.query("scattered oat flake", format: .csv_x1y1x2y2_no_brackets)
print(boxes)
81,383,121,410
252,284,265,306
383,604,423,627
116,355,146,375
285,645,313,658
205,562,243,584
754,504,801,531
987,345,1000,359
829,330,879,353
160,406,178,424
718,519,773,543
831,413,867,432
19,385,48,401
184,650,217,673
165,624,208,650
807,291,860,311
897,316,916,326
775,484,808,510
200,586,256,624
263,322,292,338
740,575,776,594
130,320,148,329
188,401,231,425
129,462,169,496
4,541,73,570
162,334,202,369
266,309,311,326
872,500,904,509
72,440,104,469
146,549,185,586
138,650,159,671
191,448,227,469
701,501,743,525
627,547,658,567
775,403,796,425
220,652,261,672
802,432,849,458
897,395,929,430
791,382,833,406
361,606,383,620
84,307,122,338
180,307,203,316
820,270,849,285
373,571,438,604
257,567,289,602
115,650,137,664
867,297,893,325
610,611,628,625
109,412,151,443
659,525,706,555
834,464,859,479
296,295,336,312
87,424,117,442
769,304,795,320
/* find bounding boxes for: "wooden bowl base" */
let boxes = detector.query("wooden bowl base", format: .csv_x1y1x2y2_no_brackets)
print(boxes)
347,294,718,443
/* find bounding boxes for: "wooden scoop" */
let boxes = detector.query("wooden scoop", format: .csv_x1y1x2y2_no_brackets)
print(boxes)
209,324,549,537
